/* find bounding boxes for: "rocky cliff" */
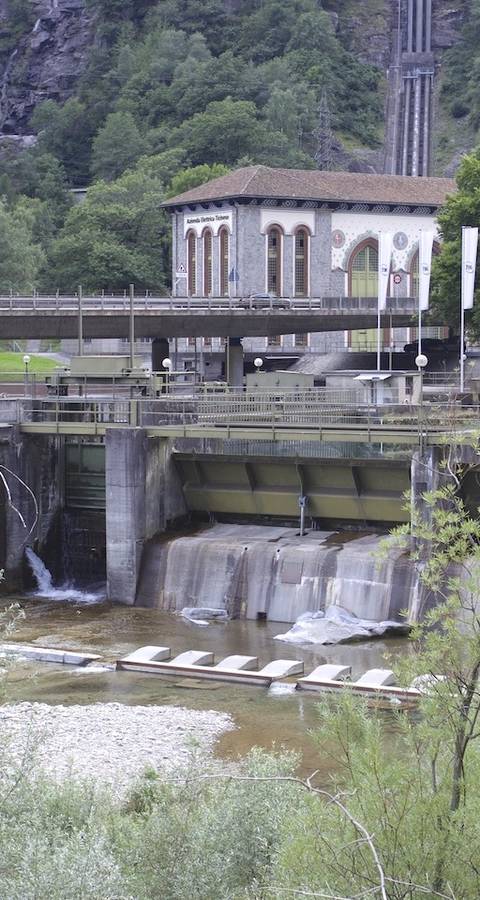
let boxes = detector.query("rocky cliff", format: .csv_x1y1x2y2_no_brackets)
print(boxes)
0,0,94,145
0,0,470,175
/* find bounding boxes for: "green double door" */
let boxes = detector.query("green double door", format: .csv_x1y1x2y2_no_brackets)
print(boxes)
350,245,379,352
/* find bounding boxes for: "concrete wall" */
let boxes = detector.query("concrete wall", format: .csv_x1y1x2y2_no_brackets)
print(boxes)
0,427,64,589
105,429,186,604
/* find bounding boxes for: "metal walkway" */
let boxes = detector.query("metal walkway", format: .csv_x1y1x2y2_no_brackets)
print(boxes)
6,394,478,447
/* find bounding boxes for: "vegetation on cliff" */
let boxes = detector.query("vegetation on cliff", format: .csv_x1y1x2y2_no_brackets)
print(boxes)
0,0,386,291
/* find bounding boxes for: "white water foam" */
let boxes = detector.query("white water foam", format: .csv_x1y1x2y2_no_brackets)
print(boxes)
25,548,104,606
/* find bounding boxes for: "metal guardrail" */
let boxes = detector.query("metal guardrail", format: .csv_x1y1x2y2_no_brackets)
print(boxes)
0,295,418,313
6,395,480,444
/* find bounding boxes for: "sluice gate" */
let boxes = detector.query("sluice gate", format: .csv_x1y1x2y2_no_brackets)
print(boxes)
173,453,411,526
63,444,411,526
385,0,434,176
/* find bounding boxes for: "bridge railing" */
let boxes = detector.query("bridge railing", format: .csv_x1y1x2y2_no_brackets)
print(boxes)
0,294,418,313
11,394,480,441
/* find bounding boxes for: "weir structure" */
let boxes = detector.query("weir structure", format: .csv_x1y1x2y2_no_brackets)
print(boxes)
0,391,478,613
385,0,434,176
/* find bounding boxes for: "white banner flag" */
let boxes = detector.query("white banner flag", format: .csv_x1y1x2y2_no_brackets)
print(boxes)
378,232,393,311
462,226,479,310
419,231,434,311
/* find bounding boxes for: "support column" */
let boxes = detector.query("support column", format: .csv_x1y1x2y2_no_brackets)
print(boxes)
225,337,244,389
105,430,186,605
106,429,146,605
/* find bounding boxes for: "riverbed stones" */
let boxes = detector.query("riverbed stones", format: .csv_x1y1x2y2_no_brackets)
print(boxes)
0,702,234,792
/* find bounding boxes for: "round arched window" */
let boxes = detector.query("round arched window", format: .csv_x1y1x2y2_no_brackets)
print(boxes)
219,227,229,297
203,229,213,296
294,228,309,297
187,231,197,296
267,226,283,296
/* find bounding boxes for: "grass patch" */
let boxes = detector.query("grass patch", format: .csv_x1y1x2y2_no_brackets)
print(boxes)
0,353,58,380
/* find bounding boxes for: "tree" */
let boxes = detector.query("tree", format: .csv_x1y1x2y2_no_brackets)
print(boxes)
32,99,97,187
431,148,480,336
0,198,44,293
91,111,149,182
269,438,480,897
46,168,169,292
168,98,267,166
165,163,230,199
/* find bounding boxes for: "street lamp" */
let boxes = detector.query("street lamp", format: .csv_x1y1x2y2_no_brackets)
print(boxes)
162,357,172,393
23,354,30,398
254,357,263,372
415,353,428,447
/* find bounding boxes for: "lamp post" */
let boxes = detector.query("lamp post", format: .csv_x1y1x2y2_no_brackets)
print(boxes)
415,352,428,448
254,357,263,373
162,357,172,394
23,354,30,398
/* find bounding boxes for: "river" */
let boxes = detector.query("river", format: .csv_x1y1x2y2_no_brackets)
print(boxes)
2,592,412,775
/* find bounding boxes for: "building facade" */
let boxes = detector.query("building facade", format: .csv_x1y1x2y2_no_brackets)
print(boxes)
164,166,454,304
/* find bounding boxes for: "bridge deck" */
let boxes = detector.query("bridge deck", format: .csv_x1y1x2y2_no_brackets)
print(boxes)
0,295,419,339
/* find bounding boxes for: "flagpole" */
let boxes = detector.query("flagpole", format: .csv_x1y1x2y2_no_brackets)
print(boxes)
460,226,465,393
377,302,381,371
418,303,422,359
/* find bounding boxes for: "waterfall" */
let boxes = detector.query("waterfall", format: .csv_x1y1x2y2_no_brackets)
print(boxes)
25,547,104,605
0,48,18,130
25,547,53,593
136,525,420,625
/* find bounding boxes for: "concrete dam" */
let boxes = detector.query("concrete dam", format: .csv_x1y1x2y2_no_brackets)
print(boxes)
0,413,451,626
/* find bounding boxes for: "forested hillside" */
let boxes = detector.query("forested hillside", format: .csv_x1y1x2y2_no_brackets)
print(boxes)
0,0,472,293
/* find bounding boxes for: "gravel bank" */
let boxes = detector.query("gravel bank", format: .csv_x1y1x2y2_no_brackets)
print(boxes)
0,702,234,792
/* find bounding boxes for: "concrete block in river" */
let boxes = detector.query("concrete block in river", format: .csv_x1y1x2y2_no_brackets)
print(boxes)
214,655,259,671
355,668,396,687
0,644,101,666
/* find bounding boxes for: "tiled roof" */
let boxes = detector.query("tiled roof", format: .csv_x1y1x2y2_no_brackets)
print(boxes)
163,165,455,209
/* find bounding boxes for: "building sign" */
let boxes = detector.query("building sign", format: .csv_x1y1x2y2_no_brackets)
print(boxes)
183,210,233,236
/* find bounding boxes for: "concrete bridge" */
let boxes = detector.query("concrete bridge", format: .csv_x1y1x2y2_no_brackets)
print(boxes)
0,294,420,339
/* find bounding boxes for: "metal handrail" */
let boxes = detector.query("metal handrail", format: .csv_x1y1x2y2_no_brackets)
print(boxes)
12,395,480,441
0,294,419,313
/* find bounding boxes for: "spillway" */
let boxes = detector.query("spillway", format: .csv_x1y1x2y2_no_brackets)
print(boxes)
136,525,421,625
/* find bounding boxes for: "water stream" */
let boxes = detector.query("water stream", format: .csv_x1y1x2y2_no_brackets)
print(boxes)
5,549,413,774
25,547,104,605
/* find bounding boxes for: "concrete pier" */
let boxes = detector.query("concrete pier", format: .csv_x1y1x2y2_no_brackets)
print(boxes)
105,429,186,604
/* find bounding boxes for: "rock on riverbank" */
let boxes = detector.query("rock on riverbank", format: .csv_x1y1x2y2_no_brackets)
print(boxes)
0,702,234,791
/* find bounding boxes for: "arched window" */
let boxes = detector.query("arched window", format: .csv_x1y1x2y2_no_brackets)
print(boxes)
203,229,212,296
187,231,196,296
294,227,309,297
350,240,378,297
219,227,229,297
267,226,282,296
